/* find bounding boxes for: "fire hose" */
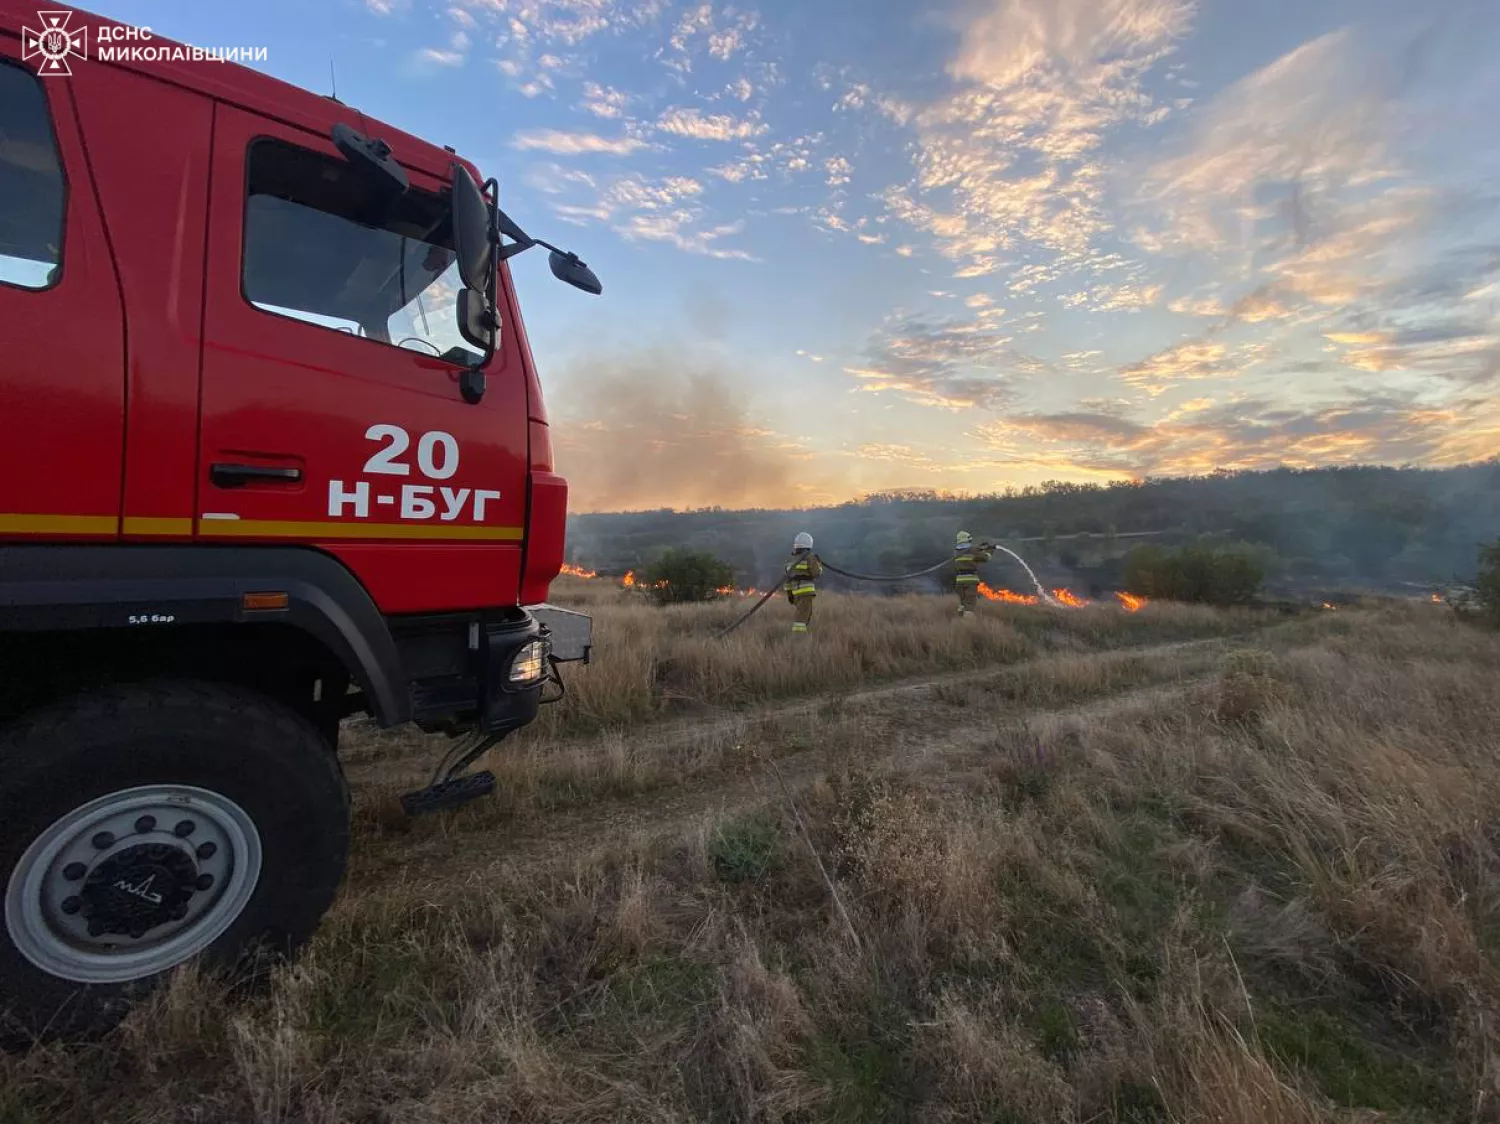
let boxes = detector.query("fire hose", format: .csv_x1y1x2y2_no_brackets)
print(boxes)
713,553,962,639
710,538,1059,638
711,583,786,639
819,557,952,583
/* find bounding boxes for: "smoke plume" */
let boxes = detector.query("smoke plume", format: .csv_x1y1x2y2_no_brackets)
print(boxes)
550,350,844,512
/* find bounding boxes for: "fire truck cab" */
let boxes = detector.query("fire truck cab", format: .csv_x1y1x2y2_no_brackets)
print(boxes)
0,1,598,1037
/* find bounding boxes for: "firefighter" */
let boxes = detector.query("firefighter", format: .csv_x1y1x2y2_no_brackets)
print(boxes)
784,531,822,634
953,531,993,618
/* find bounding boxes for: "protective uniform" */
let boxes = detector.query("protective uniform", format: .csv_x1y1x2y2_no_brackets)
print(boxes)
953,531,993,618
784,532,822,634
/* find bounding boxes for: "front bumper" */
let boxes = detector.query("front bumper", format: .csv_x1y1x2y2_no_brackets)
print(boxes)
405,606,591,737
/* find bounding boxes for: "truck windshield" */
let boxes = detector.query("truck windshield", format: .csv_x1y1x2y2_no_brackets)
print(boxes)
242,137,482,364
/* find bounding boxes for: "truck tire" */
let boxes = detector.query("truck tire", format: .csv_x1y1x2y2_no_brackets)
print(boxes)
0,681,349,1041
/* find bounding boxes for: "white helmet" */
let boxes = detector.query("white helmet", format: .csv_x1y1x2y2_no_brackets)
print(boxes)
793,532,814,551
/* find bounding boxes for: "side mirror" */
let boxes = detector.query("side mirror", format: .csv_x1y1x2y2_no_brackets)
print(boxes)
549,249,602,296
457,287,497,353
450,163,494,293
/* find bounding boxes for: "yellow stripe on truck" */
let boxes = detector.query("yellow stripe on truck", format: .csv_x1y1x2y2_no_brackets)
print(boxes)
198,518,524,542
123,517,194,536
0,513,119,535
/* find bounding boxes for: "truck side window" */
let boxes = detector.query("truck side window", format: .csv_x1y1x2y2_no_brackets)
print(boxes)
0,63,66,291
242,138,479,364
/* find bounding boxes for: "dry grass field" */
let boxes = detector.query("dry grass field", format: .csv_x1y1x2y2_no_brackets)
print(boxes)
5,583,1499,1123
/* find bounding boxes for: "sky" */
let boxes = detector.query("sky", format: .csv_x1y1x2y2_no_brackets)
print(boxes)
83,0,1500,511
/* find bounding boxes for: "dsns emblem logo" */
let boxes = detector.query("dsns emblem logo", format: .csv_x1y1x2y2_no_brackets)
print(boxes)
23,11,88,76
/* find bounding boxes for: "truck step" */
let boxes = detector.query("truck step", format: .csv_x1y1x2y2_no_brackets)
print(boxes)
399,770,497,816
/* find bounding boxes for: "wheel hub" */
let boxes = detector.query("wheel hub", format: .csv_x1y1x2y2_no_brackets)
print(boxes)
80,844,198,938
5,785,262,985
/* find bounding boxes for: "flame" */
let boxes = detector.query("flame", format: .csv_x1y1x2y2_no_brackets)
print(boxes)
1051,587,1090,608
1321,601,1337,611
1431,593,1443,604
621,570,666,590
1115,591,1147,612
560,563,597,579
977,582,1039,605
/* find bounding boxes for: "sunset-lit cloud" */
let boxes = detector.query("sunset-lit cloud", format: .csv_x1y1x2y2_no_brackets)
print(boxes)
975,392,1500,480
1119,340,1235,395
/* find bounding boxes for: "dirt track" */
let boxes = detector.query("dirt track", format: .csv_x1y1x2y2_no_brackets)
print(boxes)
341,635,1234,898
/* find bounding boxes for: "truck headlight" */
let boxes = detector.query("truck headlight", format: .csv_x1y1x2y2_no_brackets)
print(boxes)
508,639,550,684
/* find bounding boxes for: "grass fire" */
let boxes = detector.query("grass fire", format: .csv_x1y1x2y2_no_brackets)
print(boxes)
978,581,1039,605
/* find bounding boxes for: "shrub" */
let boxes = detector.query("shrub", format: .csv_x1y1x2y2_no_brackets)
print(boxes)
643,548,736,605
1124,541,1265,607
1476,540,1500,625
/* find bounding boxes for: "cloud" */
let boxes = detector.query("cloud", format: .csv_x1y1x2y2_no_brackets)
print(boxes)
1327,318,1500,382
1136,30,1391,256
656,107,768,142
455,0,668,99
661,3,760,72
1128,18,1500,387
846,313,1047,411
706,133,824,184
1118,339,1235,395
1062,282,1163,311
487,0,640,46
868,0,1192,280
708,161,756,183
708,24,749,61
535,169,755,259
976,392,1500,478
580,81,628,118
825,155,852,187
615,214,756,260
855,444,942,469
418,46,466,67
511,129,647,155
1168,294,1227,317
949,0,1192,89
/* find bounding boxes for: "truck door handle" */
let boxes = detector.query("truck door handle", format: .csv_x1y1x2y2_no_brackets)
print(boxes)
210,463,303,488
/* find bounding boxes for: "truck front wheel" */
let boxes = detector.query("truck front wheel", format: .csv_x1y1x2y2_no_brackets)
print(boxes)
0,681,349,1040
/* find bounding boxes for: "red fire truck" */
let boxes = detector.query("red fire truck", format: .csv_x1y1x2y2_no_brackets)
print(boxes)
0,0,598,1036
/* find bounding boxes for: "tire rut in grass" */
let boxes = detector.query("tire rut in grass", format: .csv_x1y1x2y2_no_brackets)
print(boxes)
349,663,1219,899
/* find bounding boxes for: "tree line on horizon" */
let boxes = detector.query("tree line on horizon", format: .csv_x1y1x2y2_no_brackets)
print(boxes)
565,461,1500,597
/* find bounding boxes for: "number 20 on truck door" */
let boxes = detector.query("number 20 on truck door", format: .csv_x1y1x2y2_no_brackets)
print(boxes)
327,424,501,523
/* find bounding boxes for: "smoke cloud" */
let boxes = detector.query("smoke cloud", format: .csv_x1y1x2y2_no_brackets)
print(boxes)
550,350,846,512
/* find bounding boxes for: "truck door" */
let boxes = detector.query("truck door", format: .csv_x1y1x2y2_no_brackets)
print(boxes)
0,46,124,540
198,107,529,614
